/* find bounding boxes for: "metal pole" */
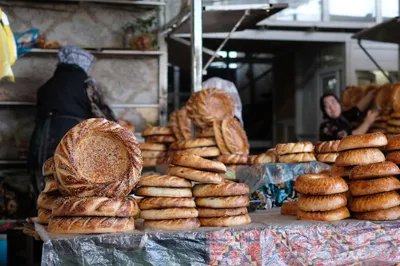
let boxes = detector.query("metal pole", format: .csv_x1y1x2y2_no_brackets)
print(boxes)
191,0,203,92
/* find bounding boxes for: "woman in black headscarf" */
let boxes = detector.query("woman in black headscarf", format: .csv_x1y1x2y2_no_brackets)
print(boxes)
319,90,379,141
28,46,117,195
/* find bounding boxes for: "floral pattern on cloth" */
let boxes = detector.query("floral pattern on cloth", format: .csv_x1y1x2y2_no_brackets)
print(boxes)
319,106,362,141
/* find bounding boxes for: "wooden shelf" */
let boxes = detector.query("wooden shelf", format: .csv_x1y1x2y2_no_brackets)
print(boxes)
27,48,164,56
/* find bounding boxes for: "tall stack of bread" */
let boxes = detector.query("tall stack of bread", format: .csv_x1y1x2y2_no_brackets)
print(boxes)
275,142,316,163
167,153,251,227
386,113,400,139
37,157,59,225
335,132,400,220
140,143,167,167
47,118,141,234
141,126,176,167
294,173,350,221
314,140,340,165
135,174,200,230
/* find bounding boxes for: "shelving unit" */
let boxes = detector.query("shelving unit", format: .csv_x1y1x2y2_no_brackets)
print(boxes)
27,48,165,56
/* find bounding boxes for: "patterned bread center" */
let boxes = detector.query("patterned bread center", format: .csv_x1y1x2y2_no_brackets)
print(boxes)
75,133,129,183
209,94,230,119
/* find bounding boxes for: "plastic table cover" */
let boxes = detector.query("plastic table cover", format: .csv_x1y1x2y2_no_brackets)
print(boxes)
36,209,400,266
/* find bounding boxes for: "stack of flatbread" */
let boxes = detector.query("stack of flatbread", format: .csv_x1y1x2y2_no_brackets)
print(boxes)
46,118,141,234
168,138,220,159
170,107,192,140
275,142,316,163
141,126,176,166
37,157,60,225
167,153,252,228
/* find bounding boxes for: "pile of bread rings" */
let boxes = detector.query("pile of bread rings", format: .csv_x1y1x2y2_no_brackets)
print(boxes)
282,132,400,221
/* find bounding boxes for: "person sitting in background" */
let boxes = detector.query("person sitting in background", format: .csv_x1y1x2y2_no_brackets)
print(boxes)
28,46,116,195
319,90,379,141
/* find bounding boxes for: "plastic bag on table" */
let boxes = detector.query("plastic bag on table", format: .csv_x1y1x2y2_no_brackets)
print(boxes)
236,162,331,210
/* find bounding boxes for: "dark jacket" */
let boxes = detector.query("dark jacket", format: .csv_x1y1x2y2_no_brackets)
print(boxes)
28,63,115,194
319,107,362,141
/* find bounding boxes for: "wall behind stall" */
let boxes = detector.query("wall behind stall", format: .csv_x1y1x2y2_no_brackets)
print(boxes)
0,4,160,160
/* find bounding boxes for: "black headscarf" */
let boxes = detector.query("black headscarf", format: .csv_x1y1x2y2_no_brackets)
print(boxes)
320,93,341,119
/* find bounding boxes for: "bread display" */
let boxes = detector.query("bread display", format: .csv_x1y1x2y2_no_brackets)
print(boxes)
143,218,201,231
199,214,251,227
349,176,400,196
139,143,167,151
349,191,400,212
139,197,196,210
170,111,184,140
42,178,59,193
138,174,192,188
248,151,278,165
146,135,177,143
294,173,350,221
278,153,316,164
375,84,394,114
349,161,400,179
195,127,215,138
168,147,220,158
316,153,339,164
352,206,400,221
142,126,173,137
54,118,142,197
186,88,235,128
193,183,249,197
220,118,249,155
197,207,248,218
167,166,224,184
42,157,56,177
335,148,385,166
140,208,199,220
135,187,193,198
280,201,298,216
341,86,366,111
37,208,51,224
170,108,192,141
314,140,340,153
329,165,352,177
118,120,135,133
169,153,227,173
217,154,248,165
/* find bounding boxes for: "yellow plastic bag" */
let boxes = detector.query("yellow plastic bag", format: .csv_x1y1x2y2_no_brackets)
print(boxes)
0,8,17,82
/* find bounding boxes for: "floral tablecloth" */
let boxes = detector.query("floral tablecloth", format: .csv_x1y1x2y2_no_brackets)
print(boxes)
36,209,400,266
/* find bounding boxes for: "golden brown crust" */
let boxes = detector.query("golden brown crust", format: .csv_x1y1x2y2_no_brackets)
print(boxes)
146,135,177,143
385,135,400,151
375,84,394,113
393,84,400,113
199,214,251,227
352,205,400,221
197,207,248,218
387,119,400,127
278,153,316,163
142,158,166,167
48,217,135,234
139,197,196,210
170,111,185,141
37,208,51,224
386,151,400,164
329,165,352,177
297,207,350,221
187,88,235,127
252,152,278,164
139,143,167,151
386,125,400,133
349,191,400,212
141,150,166,158
376,115,391,121
54,118,142,197
371,121,387,129
167,166,224,184
177,107,192,140
195,127,215,138
335,148,385,166
37,193,59,210
52,196,139,217
316,153,339,164
297,194,347,212
217,154,248,165
138,174,192,188
349,176,400,196
186,92,209,128
143,218,200,231
168,147,220,158
42,178,59,193
221,118,249,155
142,126,173,137
195,195,249,208
315,140,341,153
118,120,135,133
295,174,348,195
140,207,198,220
213,120,230,155
390,112,400,119
341,86,365,111
337,132,387,151
135,187,192,197
275,142,314,155
170,138,217,150
42,157,55,176
349,161,400,179
385,133,399,141
280,202,298,216
169,153,226,173
193,182,249,197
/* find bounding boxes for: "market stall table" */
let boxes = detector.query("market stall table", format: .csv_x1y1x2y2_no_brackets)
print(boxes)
35,209,400,265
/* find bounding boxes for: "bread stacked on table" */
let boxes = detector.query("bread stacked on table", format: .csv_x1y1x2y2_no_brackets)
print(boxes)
294,173,350,221
141,126,176,167
170,107,192,140
167,153,251,227
275,142,316,163
314,140,340,165
386,135,400,165
335,132,400,220
386,113,400,138
370,115,389,134
168,138,220,159
140,142,167,168
47,118,142,234
135,174,200,231
37,157,59,225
